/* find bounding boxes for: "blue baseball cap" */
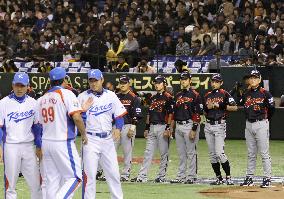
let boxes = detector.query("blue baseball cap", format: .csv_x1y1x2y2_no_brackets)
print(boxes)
211,74,223,82
49,67,66,81
88,69,103,80
13,72,29,86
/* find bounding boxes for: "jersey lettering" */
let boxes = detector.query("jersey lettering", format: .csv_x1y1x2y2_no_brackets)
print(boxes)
7,110,35,123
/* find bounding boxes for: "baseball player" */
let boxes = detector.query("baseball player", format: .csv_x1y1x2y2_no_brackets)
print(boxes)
0,72,42,199
170,71,203,184
78,69,126,199
131,75,174,183
240,69,275,188
116,75,142,181
38,67,88,198
203,74,238,185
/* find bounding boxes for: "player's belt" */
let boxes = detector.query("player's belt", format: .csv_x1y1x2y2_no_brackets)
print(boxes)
150,122,165,125
176,120,191,125
87,132,110,138
206,119,226,125
247,118,265,123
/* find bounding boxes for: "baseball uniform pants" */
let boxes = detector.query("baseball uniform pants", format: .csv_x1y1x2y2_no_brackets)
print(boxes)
42,140,82,199
114,124,135,179
204,122,228,164
137,124,169,181
175,121,200,181
3,142,42,199
245,119,271,178
82,134,123,199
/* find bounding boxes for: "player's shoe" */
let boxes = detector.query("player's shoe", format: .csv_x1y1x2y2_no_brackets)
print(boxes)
260,178,272,188
154,178,166,183
184,178,197,184
240,176,254,186
120,176,129,182
170,178,184,184
210,178,224,185
225,177,234,185
96,171,103,180
98,176,106,181
130,177,147,183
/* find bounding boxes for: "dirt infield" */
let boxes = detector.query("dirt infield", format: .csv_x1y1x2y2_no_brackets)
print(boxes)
200,185,284,199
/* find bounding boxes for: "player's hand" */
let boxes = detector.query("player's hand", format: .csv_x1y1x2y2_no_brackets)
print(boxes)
127,129,135,138
144,130,148,138
36,147,43,161
163,129,172,138
82,134,88,145
189,130,196,140
0,147,3,162
207,102,214,109
214,103,219,108
82,97,93,112
112,129,121,141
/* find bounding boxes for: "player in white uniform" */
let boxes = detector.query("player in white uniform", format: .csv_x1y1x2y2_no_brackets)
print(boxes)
78,69,126,199
37,67,88,199
0,72,42,199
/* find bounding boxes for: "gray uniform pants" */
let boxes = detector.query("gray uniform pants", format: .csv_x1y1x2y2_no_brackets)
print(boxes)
114,124,135,179
138,124,169,180
245,119,271,178
175,121,200,181
204,122,228,164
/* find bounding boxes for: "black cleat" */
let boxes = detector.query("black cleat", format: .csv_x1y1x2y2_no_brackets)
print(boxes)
240,176,254,186
96,171,103,180
154,178,166,183
170,179,184,184
184,178,197,184
260,178,272,188
130,177,147,183
225,177,234,185
120,176,129,182
210,178,224,185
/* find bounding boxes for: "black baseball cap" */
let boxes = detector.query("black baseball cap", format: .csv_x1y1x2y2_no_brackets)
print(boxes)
153,75,167,84
249,70,261,78
180,71,192,80
119,75,130,83
211,74,223,82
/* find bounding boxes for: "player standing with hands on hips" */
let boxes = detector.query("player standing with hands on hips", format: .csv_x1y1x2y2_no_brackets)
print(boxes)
0,72,42,199
116,75,142,182
170,71,203,184
240,70,275,188
203,74,237,185
38,67,88,198
78,69,126,199
131,75,174,183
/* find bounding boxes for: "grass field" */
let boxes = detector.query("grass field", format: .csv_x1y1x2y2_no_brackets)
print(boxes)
0,138,283,199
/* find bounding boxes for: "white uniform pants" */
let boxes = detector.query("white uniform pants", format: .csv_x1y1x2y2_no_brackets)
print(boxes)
42,140,82,199
82,134,123,199
4,142,42,199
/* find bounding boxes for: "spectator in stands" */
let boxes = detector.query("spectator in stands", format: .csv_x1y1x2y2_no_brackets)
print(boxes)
176,36,190,56
135,57,155,74
174,59,189,73
115,53,129,72
267,53,278,67
0,59,18,73
159,34,176,55
176,25,191,45
191,26,204,47
239,40,253,58
197,34,216,56
15,40,32,61
139,26,156,59
106,34,124,63
122,30,139,68
219,33,232,55
190,39,202,56
231,33,243,54
32,41,46,61
208,49,229,73
268,35,283,56
38,62,53,73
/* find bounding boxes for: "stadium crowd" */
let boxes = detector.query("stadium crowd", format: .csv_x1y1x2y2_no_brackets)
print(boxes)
0,0,284,73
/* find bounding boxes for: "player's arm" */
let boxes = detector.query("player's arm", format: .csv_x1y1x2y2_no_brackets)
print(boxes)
130,97,143,130
164,96,174,137
113,94,127,140
225,92,238,112
72,112,88,144
190,93,203,139
264,91,275,120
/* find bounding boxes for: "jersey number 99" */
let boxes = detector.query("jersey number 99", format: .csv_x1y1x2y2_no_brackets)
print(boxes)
42,107,55,123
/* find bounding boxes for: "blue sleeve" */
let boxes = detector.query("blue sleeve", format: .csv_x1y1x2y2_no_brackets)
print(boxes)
31,123,42,148
0,127,3,142
81,112,87,126
115,117,124,131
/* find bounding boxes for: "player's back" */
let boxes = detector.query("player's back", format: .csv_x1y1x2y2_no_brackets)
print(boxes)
38,87,81,141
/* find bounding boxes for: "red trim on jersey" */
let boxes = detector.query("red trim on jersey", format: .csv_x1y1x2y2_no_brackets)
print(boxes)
54,89,65,104
192,113,201,123
115,111,128,119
